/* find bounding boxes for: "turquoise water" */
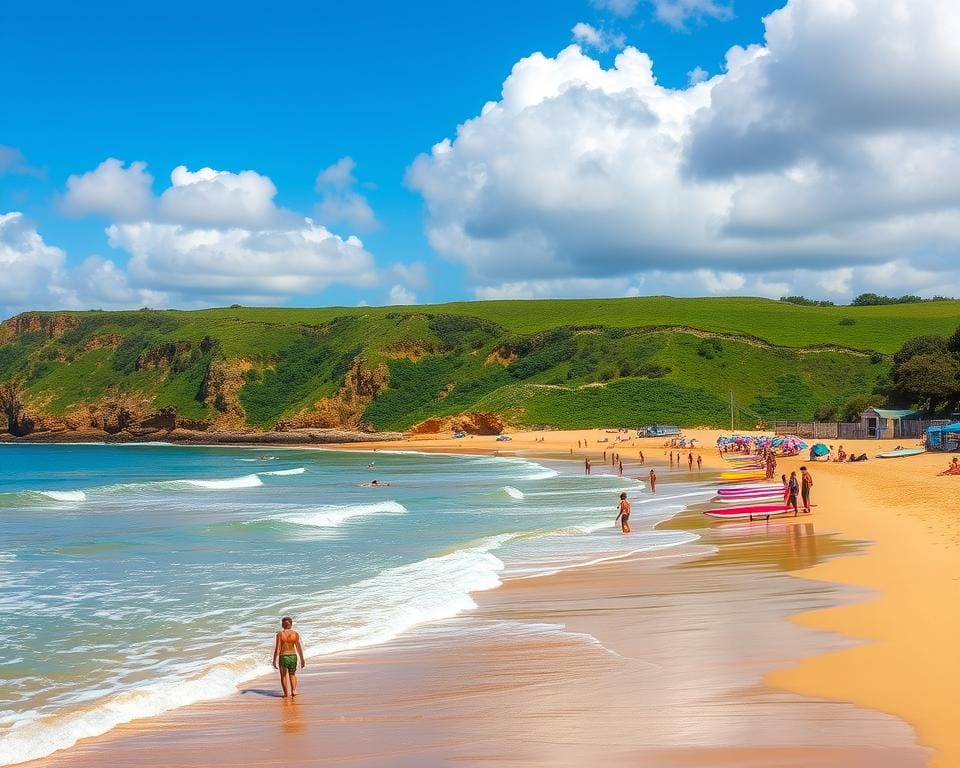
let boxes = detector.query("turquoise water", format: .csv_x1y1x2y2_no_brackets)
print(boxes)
0,444,703,765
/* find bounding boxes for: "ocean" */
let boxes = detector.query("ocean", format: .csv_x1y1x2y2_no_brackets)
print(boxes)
0,444,703,765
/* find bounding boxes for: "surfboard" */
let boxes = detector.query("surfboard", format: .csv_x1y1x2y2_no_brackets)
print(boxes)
705,503,817,519
714,494,782,504
717,484,782,495
876,448,925,458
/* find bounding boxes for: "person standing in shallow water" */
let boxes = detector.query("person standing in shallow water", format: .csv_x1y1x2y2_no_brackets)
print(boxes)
273,616,305,697
649,468,657,494
615,492,631,533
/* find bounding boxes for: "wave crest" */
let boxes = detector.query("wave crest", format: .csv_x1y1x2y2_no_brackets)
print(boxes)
275,501,407,528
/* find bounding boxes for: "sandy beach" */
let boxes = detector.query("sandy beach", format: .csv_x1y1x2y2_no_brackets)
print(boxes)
22,427,959,767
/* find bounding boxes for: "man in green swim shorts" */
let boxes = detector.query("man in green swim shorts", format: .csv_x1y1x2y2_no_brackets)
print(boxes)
272,616,305,697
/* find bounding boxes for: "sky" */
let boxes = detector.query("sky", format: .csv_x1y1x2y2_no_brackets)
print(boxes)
2,0,959,315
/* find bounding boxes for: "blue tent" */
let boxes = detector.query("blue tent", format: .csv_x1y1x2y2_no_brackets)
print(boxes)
927,423,960,450
811,443,830,457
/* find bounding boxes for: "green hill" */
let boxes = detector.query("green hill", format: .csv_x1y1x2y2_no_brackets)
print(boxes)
1,297,958,436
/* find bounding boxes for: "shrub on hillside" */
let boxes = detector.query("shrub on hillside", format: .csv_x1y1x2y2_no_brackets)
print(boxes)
697,338,723,359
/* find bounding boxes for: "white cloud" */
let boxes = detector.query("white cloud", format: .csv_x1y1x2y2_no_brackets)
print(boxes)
0,146,42,177
61,159,154,221
591,0,639,17
108,220,376,301
316,157,357,189
0,212,66,307
650,0,733,30
695,269,745,293
158,166,284,229
314,157,378,231
388,284,417,305
687,65,709,84
408,0,960,302
572,22,626,52
390,261,430,290
0,212,162,316
474,276,644,301
55,160,382,306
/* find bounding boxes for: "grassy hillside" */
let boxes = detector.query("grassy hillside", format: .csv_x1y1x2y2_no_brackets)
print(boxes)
2,296,957,433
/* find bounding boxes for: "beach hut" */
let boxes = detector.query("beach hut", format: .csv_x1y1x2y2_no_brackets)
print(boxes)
926,423,960,451
860,408,922,438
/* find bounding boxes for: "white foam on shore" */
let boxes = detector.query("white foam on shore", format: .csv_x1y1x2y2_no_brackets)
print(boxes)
0,545,504,767
275,501,407,528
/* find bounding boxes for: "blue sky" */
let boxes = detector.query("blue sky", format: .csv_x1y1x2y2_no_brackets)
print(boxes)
2,0,958,312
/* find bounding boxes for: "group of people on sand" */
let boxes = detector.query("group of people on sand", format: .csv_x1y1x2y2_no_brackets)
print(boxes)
666,450,702,471
782,466,814,514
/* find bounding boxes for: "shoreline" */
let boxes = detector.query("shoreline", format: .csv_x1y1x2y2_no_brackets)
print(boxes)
12,430,957,766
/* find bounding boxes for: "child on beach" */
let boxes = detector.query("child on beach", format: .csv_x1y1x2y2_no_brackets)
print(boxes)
272,616,305,697
615,492,631,533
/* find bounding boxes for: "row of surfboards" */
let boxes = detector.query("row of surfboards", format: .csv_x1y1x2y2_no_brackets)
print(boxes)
703,459,803,520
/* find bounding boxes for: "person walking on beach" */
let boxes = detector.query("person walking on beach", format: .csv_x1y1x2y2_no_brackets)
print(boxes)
669,452,674,469
618,459,624,476
585,458,591,475
615,492,631,533
649,469,657,494
800,466,814,513
273,616,305,697
687,452,693,471
696,454,702,471
639,450,644,465
786,472,800,515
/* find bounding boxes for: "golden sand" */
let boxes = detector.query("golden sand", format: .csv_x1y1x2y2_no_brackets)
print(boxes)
25,426,957,767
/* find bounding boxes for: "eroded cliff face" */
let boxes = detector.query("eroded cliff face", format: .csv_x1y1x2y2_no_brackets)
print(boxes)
2,313,81,342
408,412,505,436
199,358,255,430
278,357,388,431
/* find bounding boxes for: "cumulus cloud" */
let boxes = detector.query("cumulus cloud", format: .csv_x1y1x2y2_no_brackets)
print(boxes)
158,166,285,229
572,22,625,52
0,212,161,316
61,159,155,221
108,220,375,301
0,212,66,307
57,160,380,306
408,0,960,302
314,157,378,232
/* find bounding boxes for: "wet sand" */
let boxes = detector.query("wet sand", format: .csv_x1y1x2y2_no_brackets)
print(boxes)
28,466,930,768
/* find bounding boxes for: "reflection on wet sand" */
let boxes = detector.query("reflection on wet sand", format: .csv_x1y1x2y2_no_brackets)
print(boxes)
32,501,928,768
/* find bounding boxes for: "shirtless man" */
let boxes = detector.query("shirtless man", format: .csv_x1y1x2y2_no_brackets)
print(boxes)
648,468,657,494
272,616,305,697
615,492,631,533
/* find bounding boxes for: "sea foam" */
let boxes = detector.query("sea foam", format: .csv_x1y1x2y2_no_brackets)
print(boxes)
275,500,407,528
35,491,87,502
183,474,263,490
0,544,503,767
